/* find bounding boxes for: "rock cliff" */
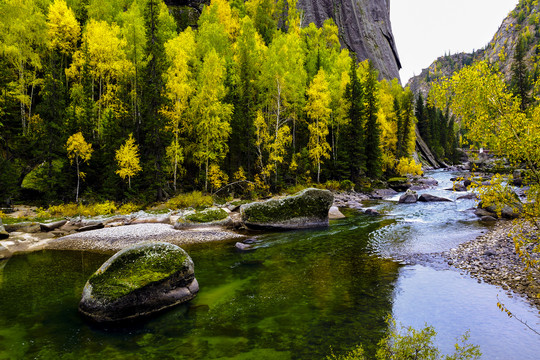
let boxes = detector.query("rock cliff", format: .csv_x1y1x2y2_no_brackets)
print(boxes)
165,0,401,81
297,0,401,80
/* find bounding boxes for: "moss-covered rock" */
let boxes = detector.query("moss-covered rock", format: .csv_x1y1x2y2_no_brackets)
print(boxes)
174,207,232,229
79,242,198,324
240,188,333,230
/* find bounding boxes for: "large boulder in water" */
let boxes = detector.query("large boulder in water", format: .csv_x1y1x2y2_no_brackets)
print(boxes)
79,242,198,324
398,190,418,204
240,188,333,230
418,194,452,202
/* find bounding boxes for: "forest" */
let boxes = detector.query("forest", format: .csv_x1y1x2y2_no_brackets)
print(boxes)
0,0,458,205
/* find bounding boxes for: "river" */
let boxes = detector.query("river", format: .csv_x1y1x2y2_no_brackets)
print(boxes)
0,170,539,359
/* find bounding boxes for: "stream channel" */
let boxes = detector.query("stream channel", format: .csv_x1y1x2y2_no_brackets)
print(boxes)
0,170,539,359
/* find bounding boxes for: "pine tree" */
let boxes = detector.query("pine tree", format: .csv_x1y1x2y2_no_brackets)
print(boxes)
511,34,531,111
364,62,382,178
343,58,366,180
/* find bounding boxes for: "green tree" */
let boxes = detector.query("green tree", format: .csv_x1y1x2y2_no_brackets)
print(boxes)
306,69,332,183
364,62,382,178
66,132,93,202
162,28,196,191
191,50,233,192
343,59,366,180
115,133,142,188
511,34,531,111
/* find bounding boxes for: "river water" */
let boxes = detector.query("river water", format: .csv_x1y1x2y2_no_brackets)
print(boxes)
0,171,539,359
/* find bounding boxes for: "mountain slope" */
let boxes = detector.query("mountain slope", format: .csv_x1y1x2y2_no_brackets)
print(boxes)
408,0,540,96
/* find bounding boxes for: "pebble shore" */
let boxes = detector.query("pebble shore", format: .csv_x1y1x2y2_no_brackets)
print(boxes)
441,220,540,308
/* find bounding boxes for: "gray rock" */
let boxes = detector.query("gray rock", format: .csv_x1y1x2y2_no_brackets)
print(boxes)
480,216,498,222
4,222,41,233
457,193,478,200
79,242,198,324
364,208,380,216
418,194,452,202
371,188,398,199
328,206,346,219
240,188,333,230
40,220,68,232
76,223,105,232
297,0,401,80
398,190,418,204
174,208,232,229
235,242,253,251
0,243,10,258
0,218,8,239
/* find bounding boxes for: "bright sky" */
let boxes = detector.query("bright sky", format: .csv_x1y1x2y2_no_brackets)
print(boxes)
391,0,519,83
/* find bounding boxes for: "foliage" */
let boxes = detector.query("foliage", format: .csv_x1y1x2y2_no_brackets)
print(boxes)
327,318,481,360
432,60,540,300
166,191,213,210
0,0,439,204
396,157,423,176
115,134,142,188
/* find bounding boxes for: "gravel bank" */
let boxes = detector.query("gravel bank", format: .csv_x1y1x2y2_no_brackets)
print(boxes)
47,223,246,253
441,220,540,308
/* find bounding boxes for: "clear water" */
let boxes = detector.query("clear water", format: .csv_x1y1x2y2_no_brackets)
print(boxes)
0,171,539,359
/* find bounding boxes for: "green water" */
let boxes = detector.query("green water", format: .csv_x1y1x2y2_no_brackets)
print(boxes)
2,170,540,359
0,215,400,359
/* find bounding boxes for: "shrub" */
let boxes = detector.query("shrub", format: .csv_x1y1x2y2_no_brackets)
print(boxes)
117,202,141,215
328,318,481,360
396,157,423,176
166,191,213,210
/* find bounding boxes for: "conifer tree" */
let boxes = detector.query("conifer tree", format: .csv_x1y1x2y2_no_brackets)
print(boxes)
364,62,382,178
343,58,366,180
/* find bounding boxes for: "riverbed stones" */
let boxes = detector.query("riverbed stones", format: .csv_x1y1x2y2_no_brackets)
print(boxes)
79,242,199,324
240,188,333,230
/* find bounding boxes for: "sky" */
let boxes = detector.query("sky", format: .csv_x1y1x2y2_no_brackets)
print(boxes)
391,0,520,83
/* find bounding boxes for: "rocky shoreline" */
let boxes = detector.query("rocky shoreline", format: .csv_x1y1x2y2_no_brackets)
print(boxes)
441,220,540,308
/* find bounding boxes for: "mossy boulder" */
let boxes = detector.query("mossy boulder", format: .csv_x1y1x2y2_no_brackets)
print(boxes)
174,207,232,229
240,188,334,230
79,242,198,324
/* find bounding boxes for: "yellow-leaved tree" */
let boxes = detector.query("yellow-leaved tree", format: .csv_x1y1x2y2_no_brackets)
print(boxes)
66,132,93,202
115,134,142,189
430,60,540,304
306,69,332,183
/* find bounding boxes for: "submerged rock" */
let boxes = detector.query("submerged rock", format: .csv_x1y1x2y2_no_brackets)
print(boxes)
240,188,333,230
79,242,198,324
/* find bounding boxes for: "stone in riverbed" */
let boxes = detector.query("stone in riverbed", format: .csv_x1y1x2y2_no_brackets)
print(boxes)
240,188,333,230
418,194,452,202
79,242,198,324
398,190,418,204
328,206,346,219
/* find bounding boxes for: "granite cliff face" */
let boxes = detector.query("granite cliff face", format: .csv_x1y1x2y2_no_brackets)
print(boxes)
297,0,401,80
165,0,401,81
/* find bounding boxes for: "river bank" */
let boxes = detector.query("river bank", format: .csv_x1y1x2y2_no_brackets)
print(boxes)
441,220,540,308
